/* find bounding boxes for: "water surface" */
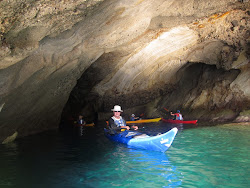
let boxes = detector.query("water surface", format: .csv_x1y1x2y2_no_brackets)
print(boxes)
0,122,249,188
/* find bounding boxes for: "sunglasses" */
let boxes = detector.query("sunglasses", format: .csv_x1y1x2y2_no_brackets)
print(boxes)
114,111,121,112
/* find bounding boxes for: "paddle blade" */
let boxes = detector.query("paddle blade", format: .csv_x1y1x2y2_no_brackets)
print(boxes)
164,108,169,112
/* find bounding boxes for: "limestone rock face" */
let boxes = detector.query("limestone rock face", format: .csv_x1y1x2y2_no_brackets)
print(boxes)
0,0,249,142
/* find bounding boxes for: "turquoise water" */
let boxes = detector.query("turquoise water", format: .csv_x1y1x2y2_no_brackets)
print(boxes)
0,122,249,188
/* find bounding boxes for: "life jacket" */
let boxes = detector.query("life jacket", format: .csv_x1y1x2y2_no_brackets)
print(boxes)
176,113,183,120
111,116,126,127
77,119,84,124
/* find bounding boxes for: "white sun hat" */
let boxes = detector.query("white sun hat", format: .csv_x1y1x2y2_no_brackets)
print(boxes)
111,105,123,112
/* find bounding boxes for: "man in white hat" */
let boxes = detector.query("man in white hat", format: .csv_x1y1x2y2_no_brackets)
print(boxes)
108,105,138,134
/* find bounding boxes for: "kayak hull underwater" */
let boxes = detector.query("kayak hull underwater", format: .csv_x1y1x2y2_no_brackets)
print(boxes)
162,118,198,124
104,127,178,152
126,117,161,124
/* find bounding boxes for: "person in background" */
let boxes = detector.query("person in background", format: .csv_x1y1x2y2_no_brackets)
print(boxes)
75,114,86,136
108,105,138,134
77,115,86,125
170,110,183,120
130,114,140,121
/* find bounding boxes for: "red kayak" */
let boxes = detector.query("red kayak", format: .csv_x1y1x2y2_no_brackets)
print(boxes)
161,118,198,124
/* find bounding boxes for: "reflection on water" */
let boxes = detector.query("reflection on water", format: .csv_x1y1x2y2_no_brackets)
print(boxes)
125,149,183,187
0,122,249,188
80,147,182,188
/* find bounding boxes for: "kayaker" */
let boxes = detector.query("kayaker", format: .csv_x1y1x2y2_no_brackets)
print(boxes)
130,114,139,121
170,110,183,120
77,114,86,125
108,105,138,134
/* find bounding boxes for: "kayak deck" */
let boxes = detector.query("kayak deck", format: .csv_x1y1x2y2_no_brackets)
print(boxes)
104,127,178,152
126,117,161,124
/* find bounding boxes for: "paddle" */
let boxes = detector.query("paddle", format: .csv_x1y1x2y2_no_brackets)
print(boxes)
164,108,184,121
137,113,144,120
164,107,169,112
164,108,175,115
164,107,175,120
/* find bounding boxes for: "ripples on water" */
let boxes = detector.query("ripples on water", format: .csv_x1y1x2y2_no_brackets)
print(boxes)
0,122,249,188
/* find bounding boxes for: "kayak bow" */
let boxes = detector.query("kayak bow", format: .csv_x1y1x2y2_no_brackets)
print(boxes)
104,127,178,152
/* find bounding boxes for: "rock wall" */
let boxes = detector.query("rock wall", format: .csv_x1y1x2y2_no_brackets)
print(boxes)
0,0,249,142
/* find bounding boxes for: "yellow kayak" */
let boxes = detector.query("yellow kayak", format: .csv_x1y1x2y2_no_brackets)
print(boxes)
75,123,95,127
85,123,95,127
126,118,161,124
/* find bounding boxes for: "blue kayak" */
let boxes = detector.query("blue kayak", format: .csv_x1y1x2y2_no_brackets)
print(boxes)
104,128,178,152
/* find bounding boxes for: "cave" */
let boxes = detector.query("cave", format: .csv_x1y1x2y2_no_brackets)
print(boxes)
62,61,243,124
0,0,249,143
